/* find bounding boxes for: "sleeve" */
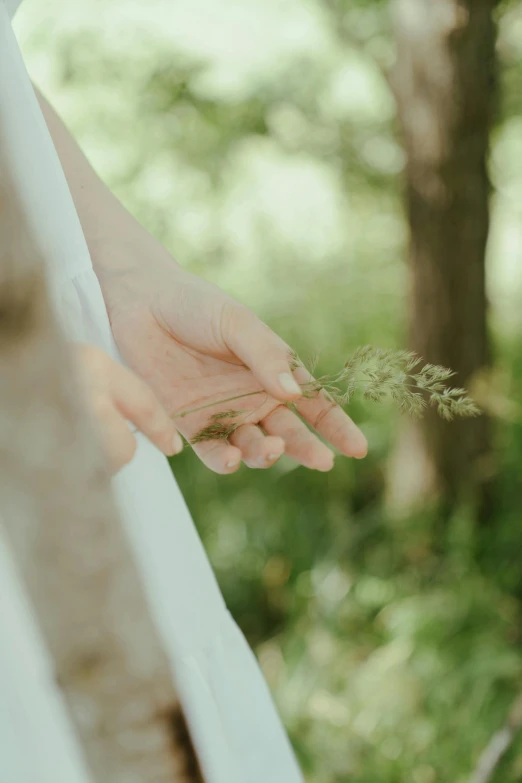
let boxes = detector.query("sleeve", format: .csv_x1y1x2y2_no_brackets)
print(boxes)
0,0,102,333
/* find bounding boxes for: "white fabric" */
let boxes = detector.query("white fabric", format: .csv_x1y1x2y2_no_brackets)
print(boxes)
6,0,21,18
0,4,304,782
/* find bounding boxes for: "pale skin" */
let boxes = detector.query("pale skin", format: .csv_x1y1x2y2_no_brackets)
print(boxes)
38,90,368,475
74,343,183,474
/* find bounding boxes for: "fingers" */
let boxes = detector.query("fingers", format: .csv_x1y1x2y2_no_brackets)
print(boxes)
190,439,243,475
91,398,138,474
221,304,303,403
107,358,183,457
76,344,183,466
293,365,368,459
228,425,285,469
261,406,335,472
218,303,367,460
189,424,284,473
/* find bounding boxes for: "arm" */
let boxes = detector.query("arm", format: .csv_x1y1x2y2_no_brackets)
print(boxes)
35,88,178,300
36,87,367,474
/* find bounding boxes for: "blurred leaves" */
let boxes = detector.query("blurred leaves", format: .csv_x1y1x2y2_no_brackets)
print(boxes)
14,0,522,780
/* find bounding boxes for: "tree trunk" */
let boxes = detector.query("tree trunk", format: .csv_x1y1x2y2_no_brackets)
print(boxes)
386,0,496,519
0,167,200,780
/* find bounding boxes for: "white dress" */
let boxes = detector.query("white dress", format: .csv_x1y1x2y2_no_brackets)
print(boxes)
0,2,304,781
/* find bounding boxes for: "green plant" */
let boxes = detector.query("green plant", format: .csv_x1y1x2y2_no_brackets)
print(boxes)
173,346,481,445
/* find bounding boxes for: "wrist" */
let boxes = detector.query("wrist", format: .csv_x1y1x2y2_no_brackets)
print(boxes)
86,209,184,312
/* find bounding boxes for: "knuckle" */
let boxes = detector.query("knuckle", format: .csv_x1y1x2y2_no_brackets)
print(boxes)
312,401,337,430
263,406,281,425
225,300,249,326
220,301,258,344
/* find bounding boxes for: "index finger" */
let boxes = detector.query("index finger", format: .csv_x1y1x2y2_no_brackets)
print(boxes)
292,365,368,459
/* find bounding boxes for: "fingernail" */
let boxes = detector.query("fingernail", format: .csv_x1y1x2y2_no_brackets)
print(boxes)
278,372,301,396
319,455,335,472
226,459,240,469
173,432,184,454
258,453,280,467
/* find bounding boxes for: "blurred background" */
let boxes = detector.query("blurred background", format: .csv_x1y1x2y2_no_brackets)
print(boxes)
14,0,522,780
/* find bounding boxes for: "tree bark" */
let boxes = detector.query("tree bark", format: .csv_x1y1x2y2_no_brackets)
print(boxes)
387,0,496,518
0,167,200,780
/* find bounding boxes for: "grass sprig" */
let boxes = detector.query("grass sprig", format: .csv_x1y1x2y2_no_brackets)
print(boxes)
190,409,249,444
173,346,480,444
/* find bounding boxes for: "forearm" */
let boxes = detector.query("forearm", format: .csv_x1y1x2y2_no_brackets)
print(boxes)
35,88,180,286
36,89,123,261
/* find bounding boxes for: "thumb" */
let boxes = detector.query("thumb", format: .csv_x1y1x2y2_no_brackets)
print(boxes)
223,304,303,402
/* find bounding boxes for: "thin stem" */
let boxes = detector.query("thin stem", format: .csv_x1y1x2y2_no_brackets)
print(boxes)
171,351,477,433
172,378,459,422
172,389,267,420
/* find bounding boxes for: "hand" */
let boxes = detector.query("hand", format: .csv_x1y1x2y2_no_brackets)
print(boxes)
35,92,366,474
96,231,368,476
74,343,183,474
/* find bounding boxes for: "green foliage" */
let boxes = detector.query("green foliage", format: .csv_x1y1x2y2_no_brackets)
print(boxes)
16,0,522,780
